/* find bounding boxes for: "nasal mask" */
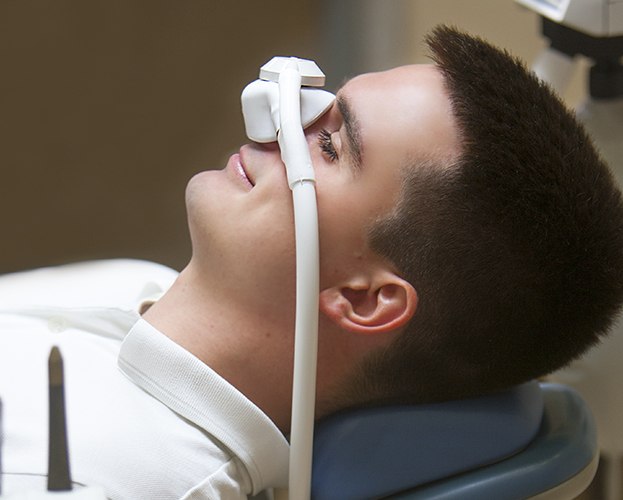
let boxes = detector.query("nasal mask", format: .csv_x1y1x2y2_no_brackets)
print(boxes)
241,57,335,185
241,57,335,499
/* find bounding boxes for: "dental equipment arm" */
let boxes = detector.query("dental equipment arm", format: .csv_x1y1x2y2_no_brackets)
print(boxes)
242,57,335,499
516,0,623,98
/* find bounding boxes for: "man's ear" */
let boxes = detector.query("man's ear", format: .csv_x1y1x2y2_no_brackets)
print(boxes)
319,272,417,334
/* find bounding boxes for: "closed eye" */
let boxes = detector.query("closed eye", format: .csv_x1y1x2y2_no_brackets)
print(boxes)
318,128,339,162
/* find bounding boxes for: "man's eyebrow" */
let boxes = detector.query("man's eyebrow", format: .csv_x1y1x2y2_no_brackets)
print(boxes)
336,94,363,172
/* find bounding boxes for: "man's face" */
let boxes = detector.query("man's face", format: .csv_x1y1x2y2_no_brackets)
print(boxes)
185,64,459,324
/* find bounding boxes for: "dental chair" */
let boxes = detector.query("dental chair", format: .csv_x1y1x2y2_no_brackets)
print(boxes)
312,382,597,499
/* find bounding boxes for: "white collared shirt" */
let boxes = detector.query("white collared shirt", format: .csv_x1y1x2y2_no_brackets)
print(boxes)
0,259,289,499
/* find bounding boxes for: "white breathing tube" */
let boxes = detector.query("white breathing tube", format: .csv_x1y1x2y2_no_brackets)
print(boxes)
241,57,335,499
279,63,320,499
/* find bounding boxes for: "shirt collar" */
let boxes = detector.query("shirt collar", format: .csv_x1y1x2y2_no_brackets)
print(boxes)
118,318,290,493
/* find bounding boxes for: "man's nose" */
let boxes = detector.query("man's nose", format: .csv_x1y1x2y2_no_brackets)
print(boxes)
256,141,280,153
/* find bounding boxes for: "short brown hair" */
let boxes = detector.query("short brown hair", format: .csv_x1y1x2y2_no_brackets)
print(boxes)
353,25,623,406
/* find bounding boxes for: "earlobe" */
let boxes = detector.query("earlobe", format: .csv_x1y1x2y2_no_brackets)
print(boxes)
319,275,417,335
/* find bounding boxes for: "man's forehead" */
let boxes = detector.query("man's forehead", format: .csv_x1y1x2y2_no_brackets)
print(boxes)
333,64,444,125
336,63,439,92
334,64,444,122
333,63,459,174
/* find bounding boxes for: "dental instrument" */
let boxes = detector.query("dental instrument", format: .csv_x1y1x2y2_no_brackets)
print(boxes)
0,347,107,500
241,57,335,499
48,347,71,492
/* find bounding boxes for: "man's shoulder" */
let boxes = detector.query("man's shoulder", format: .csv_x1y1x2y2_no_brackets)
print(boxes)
0,259,179,310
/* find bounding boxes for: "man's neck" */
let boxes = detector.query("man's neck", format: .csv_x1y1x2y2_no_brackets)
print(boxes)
141,261,295,433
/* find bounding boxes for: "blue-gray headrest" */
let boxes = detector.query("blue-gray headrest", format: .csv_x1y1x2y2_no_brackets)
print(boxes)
312,381,543,499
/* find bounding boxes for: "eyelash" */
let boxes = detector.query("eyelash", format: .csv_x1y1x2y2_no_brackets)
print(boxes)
318,128,338,162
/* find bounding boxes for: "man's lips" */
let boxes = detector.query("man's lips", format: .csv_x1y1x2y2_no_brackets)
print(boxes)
228,151,254,189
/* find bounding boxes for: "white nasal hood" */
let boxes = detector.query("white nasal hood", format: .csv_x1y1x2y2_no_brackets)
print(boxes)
241,57,336,143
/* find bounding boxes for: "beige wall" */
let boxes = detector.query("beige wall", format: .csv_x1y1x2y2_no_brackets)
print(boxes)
0,1,320,273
